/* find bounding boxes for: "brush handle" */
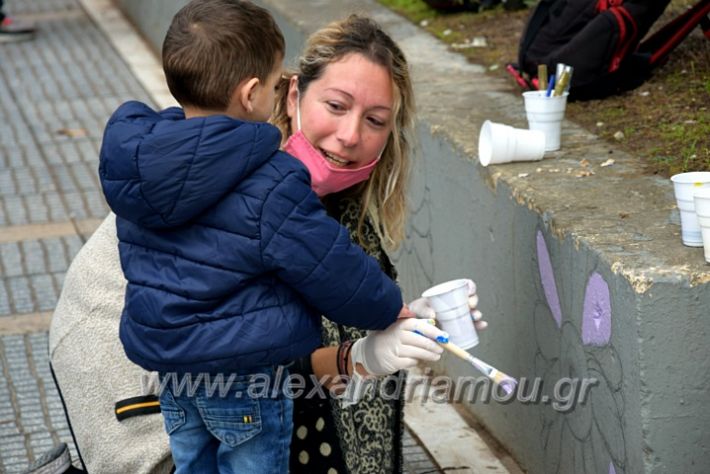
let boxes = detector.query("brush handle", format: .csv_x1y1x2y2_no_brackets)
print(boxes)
545,74,555,97
440,341,472,361
441,342,516,387
537,64,548,91
553,69,570,96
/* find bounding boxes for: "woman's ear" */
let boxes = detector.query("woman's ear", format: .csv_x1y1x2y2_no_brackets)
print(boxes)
286,75,299,119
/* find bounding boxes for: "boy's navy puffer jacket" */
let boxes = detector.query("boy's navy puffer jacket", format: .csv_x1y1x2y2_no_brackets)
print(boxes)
99,101,402,374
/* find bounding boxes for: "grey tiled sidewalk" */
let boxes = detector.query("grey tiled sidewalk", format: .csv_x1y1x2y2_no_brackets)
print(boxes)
0,1,441,472
1,0,151,470
0,333,76,473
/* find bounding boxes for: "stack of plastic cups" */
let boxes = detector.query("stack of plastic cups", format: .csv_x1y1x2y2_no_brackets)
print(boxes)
522,91,568,151
693,188,710,263
422,279,478,350
670,172,710,247
478,120,546,166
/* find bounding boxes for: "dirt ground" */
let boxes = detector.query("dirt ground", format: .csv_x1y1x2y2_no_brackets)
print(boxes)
380,0,710,177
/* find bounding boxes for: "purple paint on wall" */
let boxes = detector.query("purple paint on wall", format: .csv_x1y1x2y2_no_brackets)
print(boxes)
609,461,617,474
536,230,562,327
582,272,612,346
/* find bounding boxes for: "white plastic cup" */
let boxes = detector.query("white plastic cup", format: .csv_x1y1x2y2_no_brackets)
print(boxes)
670,172,710,247
478,120,546,167
421,279,478,349
523,90,569,151
693,188,710,262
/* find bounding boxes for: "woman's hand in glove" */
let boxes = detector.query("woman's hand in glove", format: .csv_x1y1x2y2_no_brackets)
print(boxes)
350,318,449,377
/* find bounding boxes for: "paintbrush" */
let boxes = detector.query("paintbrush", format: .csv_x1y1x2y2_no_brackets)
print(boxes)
537,64,548,91
412,320,518,394
440,341,518,395
553,66,572,97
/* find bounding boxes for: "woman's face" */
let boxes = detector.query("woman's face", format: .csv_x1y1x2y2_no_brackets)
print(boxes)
287,53,394,170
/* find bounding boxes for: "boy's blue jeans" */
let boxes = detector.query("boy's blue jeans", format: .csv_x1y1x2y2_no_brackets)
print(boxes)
158,367,293,474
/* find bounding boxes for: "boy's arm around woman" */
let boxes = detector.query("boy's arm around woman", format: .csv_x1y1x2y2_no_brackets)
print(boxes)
261,153,406,331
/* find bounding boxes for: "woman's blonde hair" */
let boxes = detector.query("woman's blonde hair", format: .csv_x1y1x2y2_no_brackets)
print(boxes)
272,15,415,251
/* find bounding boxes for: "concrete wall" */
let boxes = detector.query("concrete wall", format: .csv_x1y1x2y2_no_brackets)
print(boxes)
114,1,710,473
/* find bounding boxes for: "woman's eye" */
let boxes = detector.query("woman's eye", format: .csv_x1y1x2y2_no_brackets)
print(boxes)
368,117,386,128
326,101,345,112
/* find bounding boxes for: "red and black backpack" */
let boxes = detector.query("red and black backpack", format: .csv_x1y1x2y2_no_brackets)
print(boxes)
508,0,710,100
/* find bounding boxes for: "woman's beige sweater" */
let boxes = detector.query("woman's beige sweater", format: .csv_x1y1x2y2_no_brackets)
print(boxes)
49,214,172,474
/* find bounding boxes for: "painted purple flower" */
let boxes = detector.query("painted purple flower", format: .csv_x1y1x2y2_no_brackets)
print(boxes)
535,231,625,473
537,230,562,327
582,272,612,346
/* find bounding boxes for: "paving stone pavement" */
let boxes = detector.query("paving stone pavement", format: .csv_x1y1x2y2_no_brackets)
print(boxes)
0,0,442,472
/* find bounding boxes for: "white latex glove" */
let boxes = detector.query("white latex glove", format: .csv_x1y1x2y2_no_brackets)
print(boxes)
350,318,448,376
408,278,487,331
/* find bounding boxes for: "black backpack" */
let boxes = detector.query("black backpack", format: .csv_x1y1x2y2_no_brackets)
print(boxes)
508,0,710,100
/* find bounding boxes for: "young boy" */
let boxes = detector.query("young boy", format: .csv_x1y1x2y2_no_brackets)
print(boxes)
98,0,411,472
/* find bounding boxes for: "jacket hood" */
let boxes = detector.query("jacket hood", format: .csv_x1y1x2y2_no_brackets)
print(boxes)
99,101,282,229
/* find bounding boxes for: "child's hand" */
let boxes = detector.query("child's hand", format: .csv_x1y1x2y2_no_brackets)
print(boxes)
397,304,416,319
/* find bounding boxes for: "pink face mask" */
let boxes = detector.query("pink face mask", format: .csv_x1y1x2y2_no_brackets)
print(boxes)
282,89,382,197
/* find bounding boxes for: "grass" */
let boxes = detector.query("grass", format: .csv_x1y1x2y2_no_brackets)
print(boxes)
378,0,710,176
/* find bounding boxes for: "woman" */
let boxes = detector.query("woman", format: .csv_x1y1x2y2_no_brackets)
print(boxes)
272,15,441,473
40,14,483,474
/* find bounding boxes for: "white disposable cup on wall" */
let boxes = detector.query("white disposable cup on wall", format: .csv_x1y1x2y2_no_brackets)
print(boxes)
421,279,478,349
523,90,569,151
478,120,546,166
670,172,710,247
693,188,710,262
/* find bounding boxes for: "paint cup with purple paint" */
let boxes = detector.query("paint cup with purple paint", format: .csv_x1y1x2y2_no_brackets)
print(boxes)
478,120,546,166
670,171,710,247
422,279,478,349
693,188,710,262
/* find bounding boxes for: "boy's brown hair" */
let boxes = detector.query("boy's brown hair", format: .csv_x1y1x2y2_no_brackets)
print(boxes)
162,0,285,110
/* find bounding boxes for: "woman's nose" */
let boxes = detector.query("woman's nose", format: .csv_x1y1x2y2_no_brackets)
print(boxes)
336,115,360,147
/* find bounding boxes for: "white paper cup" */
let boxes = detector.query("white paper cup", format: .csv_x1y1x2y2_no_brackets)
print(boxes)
693,188,710,262
523,90,568,151
422,279,478,349
478,120,546,167
671,172,710,247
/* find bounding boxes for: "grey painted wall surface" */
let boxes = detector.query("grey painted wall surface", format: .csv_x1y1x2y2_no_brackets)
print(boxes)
115,1,710,473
